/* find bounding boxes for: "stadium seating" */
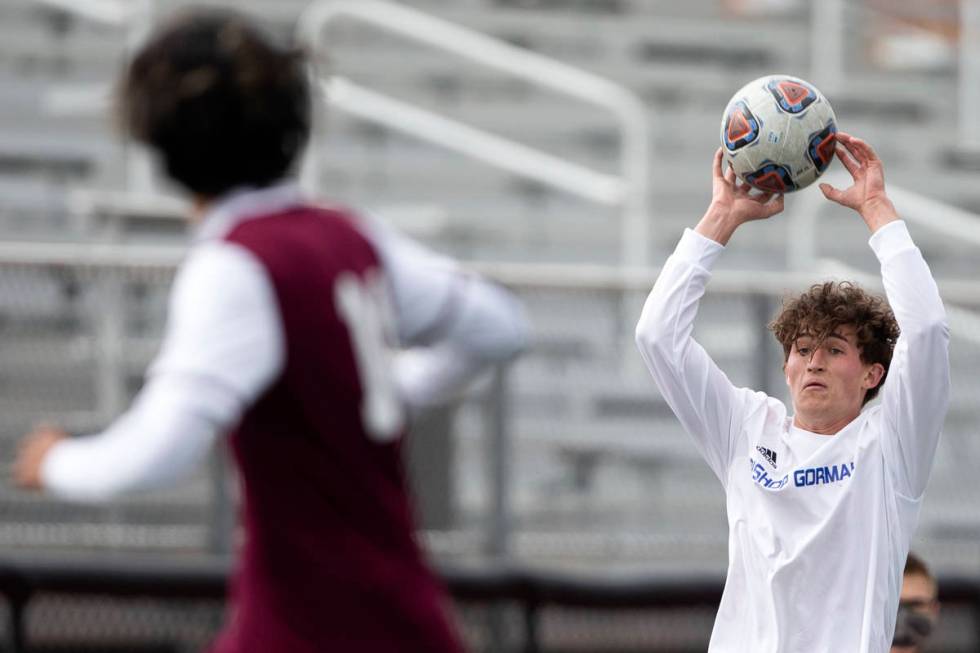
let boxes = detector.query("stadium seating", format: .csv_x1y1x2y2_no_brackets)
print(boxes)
0,0,978,584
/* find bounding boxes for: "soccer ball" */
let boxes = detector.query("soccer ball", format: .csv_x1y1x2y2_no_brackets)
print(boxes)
720,74,838,193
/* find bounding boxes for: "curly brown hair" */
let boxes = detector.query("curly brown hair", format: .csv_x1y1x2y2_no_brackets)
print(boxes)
768,281,899,404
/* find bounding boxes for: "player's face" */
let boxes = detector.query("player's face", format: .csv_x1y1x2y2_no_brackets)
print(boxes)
785,325,883,432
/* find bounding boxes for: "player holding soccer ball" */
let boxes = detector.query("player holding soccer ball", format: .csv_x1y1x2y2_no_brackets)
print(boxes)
635,133,949,651
13,9,527,652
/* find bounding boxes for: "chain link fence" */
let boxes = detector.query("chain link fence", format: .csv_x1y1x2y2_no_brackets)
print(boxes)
1,252,978,572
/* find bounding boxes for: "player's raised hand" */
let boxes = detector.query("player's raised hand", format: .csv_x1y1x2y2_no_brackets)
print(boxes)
711,148,784,223
13,424,67,490
818,132,898,232
698,148,784,245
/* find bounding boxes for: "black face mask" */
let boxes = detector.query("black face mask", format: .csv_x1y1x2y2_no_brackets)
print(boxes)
892,603,935,648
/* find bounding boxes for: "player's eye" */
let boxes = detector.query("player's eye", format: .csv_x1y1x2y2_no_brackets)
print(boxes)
797,347,810,355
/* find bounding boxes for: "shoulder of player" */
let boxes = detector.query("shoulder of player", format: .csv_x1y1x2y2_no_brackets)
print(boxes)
174,240,272,303
738,389,787,425
730,392,788,454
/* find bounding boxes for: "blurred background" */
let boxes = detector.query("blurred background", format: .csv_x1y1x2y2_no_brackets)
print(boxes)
0,0,978,650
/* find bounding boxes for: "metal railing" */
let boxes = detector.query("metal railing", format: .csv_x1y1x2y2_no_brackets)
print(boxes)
30,0,653,265
295,0,652,268
30,0,156,195
810,0,980,151
28,0,142,26
787,170,980,275
961,0,980,149
1,242,979,562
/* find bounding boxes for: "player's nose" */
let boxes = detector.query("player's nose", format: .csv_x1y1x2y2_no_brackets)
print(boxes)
806,353,825,371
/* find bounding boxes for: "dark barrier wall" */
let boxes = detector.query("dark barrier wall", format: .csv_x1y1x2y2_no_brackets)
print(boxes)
0,553,977,652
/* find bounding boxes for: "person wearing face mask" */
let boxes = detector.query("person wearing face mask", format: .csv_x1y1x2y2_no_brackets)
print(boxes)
892,552,940,653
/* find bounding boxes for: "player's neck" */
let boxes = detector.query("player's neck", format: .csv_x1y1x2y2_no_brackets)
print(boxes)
793,410,861,435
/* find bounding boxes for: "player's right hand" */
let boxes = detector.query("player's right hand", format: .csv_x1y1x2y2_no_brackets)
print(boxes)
696,148,785,245
13,424,67,491
710,148,785,225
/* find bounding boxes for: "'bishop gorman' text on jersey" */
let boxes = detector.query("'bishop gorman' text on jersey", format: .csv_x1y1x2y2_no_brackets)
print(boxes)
794,462,855,488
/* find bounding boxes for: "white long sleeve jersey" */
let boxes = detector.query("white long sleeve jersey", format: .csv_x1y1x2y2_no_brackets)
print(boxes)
635,221,950,653
41,184,527,500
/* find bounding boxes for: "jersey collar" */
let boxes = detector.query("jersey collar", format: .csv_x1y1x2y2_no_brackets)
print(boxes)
195,182,306,243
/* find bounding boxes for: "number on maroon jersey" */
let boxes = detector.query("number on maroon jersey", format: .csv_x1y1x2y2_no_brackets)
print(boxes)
334,271,404,443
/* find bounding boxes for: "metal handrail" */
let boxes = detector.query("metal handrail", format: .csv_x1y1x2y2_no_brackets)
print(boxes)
28,0,136,25
817,258,980,347
1,239,978,306
295,0,652,267
809,0,845,94
810,0,979,151
960,0,980,149
319,77,624,205
787,170,980,272
28,0,156,194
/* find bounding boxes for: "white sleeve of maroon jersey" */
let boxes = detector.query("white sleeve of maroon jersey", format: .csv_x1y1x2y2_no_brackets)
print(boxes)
40,219,528,499
363,216,528,407
40,242,284,501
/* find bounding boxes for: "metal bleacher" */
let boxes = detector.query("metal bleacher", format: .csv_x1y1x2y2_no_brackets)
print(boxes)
0,0,979,588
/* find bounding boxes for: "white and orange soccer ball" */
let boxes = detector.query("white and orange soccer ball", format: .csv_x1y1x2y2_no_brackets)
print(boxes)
720,74,838,193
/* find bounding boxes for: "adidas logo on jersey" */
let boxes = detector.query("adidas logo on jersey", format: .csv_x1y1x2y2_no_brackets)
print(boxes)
756,446,778,469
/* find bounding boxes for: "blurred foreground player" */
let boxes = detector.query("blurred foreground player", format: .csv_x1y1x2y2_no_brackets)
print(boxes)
892,552,940,653
635,134,949,651
13,9,527,652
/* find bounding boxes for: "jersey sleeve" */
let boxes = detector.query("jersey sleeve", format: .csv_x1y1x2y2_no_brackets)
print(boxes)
41,374,238,501
362,216,529,407
148,242,285,400
635,229,763,487
41,242,285,500
870,221,950,499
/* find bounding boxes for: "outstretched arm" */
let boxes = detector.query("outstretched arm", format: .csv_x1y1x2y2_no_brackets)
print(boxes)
821,133,950,498
14,243,283,500
635,150,783,484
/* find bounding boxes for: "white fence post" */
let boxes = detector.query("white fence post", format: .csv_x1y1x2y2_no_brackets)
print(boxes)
960,0,980,150
810,0,846,94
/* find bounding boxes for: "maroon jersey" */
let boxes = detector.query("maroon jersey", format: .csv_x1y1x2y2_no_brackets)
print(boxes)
209,206,463,652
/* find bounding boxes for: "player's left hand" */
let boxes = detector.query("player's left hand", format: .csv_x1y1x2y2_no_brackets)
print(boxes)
13,425,67,490
818,132,898,232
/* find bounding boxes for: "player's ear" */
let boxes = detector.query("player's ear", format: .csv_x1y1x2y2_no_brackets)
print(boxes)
864,363,885,389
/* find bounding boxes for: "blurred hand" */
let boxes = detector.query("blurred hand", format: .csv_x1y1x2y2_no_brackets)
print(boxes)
819,132,898,232
14,425,67,490
697,148,784,245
